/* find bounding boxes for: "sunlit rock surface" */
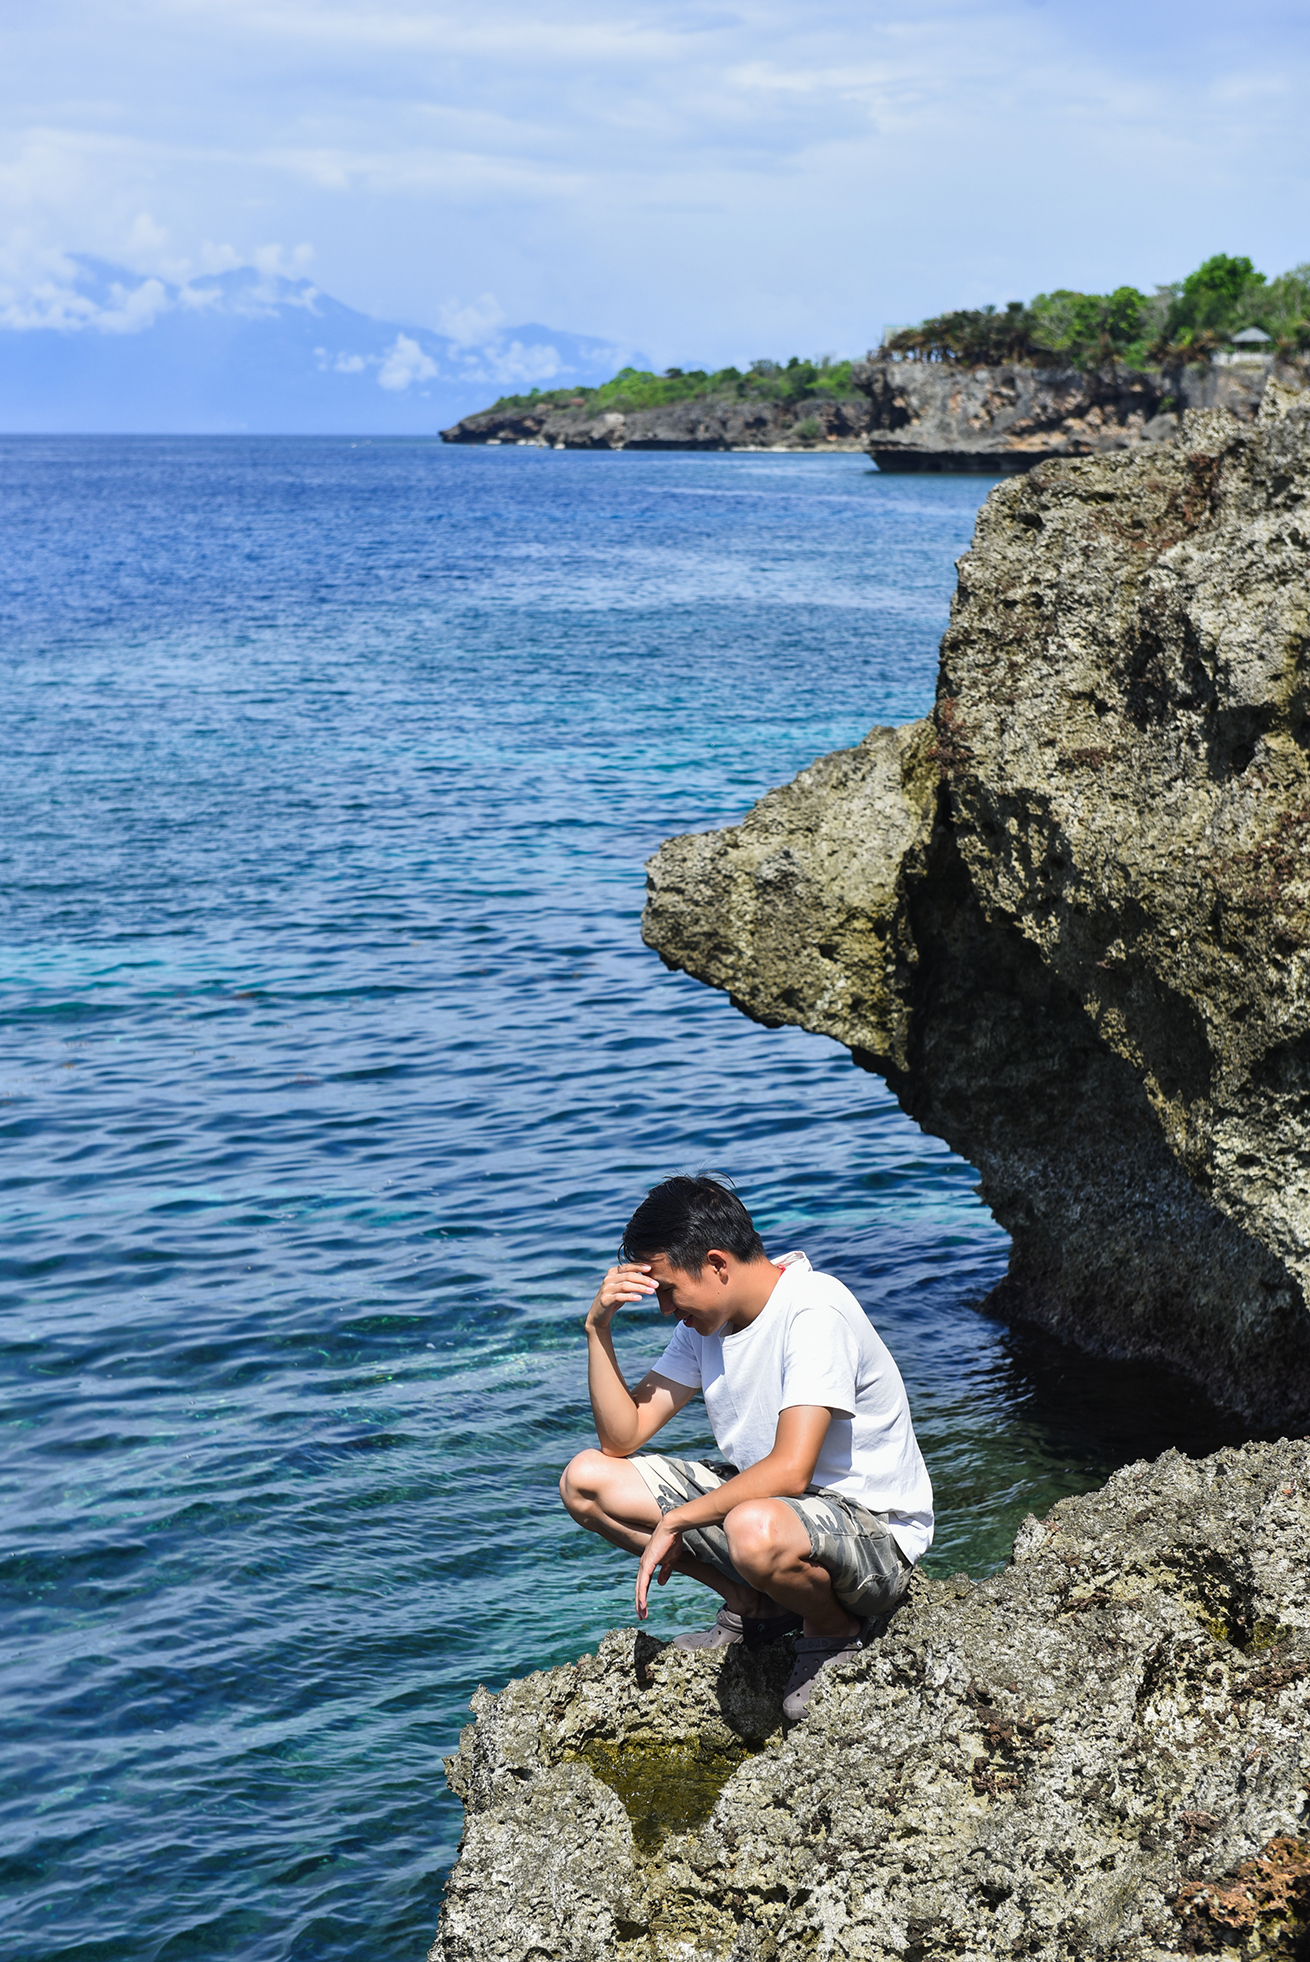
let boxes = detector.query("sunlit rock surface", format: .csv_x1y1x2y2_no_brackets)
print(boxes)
851,357,1271,472
645,392,1310,1426
441,359,1286,462
433,1440,1310,1961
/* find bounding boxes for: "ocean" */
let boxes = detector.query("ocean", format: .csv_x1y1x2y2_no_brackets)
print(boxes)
0,438,1249,1960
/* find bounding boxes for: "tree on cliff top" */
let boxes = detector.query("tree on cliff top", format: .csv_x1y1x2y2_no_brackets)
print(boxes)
883,291,1154,368
1259,267,1310,354
882,302,1047,366
1157,256,1310,359
489,355,860,414
1168,254,1262,331
884,256,1310,369
1030,286,1153,367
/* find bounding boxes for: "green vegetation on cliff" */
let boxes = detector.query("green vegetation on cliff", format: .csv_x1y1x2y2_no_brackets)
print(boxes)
886,254,1310,369
479,256,1308,426
489,354,858,415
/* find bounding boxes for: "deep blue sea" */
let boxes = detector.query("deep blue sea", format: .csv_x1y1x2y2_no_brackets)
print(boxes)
0,439,1252,1961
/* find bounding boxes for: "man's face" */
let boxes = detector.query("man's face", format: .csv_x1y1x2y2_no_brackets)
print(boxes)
642,1251,736,1336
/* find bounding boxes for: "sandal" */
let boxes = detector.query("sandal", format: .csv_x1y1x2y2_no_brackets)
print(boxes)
781,1624,870,1720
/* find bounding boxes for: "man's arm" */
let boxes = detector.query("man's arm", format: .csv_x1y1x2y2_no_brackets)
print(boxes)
586,1262,694,1455
635,1405,832,1617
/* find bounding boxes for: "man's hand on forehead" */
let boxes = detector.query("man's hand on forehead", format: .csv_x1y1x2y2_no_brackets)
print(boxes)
611,1262,659,1297
585,1262,659,1333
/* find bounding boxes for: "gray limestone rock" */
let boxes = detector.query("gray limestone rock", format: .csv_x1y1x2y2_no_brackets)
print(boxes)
852,358,1273,471
644,390,1310,1427
441,361,1288,462
433,1440,1310,1961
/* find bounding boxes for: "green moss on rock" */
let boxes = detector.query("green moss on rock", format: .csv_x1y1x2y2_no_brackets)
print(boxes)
570,1738,755,1853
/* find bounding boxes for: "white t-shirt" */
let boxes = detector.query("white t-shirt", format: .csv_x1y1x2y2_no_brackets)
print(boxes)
652,1251,934,1562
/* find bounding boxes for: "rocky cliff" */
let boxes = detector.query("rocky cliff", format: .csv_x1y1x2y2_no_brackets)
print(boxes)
644,386,1310,1427
439,393,870,450
434,1439,1310,1962
440,361,1279,462
850,358,1271,471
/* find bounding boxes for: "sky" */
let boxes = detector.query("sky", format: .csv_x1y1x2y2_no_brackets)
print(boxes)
1,0,1307,369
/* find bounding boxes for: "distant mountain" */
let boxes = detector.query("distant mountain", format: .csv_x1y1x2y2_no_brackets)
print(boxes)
0,257,647,434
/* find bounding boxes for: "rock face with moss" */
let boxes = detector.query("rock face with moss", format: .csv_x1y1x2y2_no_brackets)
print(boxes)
434,1439,1310,1961
644,390,1310,1426
852,357,1271,471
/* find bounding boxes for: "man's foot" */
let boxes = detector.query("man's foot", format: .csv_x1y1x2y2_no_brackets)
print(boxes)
781,1625,868,1720
670,1607,745,1650
671,1603,807,1652
742,1607,804,1650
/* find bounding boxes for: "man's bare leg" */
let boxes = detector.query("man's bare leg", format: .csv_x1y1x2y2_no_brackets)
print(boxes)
723,1499,860,1639
559,1449,780,1619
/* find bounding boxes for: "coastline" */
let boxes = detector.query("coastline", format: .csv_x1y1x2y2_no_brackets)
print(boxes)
443,356,1287,465
476,434,871,453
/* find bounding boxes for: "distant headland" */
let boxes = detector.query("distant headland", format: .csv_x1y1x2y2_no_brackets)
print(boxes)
439,356,872,452
441,253,1310,466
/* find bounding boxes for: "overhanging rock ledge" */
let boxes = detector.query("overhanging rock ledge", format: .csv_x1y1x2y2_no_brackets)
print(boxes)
644,392,1310,1427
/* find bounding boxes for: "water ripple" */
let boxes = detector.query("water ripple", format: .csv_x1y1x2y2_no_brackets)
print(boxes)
0,441,1254,1961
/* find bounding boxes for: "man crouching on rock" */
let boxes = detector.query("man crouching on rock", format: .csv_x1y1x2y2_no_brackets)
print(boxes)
560,1175,933,1720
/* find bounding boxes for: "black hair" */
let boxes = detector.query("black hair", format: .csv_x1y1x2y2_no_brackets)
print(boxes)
620,1175,766,1275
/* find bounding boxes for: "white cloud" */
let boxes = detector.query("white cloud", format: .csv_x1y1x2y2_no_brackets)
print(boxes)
127,210,170,256
481,339,562,386
313,340,443,384
0,247,321,335
0,1,1305,366
196,240,244,274
0,270,171,333
435,291,505,344
252,241,315,279
314,344,370,371
377,331,438,389
0,282,95,332
96,276,171,333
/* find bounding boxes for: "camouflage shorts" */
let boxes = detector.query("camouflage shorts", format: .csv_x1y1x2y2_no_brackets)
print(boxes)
631,1452,913,1620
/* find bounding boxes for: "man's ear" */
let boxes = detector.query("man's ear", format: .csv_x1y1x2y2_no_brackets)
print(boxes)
705,1250,730,1283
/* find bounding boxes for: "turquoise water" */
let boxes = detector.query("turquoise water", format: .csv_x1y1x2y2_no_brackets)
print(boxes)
0,440,1251,1960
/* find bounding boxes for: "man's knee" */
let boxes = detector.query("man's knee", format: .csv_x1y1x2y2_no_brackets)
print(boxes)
559,1447,606,1521
724,1499,793,1574
560,1449,662,1537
